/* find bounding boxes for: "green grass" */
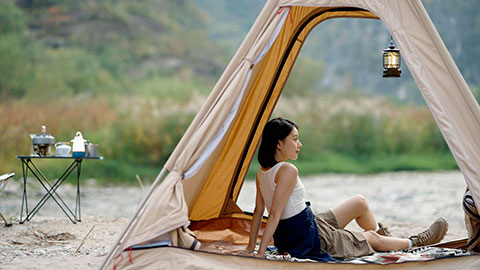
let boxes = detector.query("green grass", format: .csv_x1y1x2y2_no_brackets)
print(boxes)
245,152,458,179
10,158,161,186
11,152,457,185
79,159,161,185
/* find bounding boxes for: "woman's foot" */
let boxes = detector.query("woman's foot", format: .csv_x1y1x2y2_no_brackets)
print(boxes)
408,218,448,247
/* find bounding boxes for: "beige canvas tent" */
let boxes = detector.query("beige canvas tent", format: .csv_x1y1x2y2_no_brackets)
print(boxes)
100,0,480,269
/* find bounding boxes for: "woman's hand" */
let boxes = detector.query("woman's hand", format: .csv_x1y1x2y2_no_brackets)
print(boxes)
255,252,265,258
235,249,255,256
234,249,265,258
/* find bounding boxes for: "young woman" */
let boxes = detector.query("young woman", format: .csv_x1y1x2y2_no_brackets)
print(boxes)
246,117,448,260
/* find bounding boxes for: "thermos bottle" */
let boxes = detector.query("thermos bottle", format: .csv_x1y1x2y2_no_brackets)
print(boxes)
71,131,86,157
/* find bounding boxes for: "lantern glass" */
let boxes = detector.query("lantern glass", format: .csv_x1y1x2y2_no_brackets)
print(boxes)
383,51,400,69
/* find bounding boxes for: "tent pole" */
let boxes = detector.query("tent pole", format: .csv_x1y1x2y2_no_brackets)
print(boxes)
98,166,169,270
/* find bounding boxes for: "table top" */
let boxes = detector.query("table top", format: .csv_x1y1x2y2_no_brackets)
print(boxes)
16,155,104,160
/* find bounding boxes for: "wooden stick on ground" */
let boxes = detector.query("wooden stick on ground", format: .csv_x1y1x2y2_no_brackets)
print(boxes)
136,174,145,194
76,225,96,253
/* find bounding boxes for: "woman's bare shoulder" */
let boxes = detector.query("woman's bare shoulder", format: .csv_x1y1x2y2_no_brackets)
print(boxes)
278,162,298,176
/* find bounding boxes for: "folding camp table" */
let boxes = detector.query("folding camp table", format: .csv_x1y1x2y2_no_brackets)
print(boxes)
16,156,103,224
0,173,15,226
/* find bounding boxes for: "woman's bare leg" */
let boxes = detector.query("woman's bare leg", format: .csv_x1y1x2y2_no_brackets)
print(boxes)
363,231,409,251
331,195,410,252
331,195,377,230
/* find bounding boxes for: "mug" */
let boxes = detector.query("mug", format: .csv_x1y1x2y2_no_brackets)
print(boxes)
85,143,98,157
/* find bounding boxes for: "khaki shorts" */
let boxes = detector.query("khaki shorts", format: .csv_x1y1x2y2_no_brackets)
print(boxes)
315,210,375,259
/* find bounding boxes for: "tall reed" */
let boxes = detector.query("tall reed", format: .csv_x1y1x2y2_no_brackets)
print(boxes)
1,94,455,183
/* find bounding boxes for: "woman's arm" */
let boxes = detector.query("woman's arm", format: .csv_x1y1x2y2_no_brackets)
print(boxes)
256,163,298,257
247,176,265,252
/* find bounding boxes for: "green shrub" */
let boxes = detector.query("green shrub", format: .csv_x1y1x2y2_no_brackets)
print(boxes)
0,1,28,34
25,48,120,101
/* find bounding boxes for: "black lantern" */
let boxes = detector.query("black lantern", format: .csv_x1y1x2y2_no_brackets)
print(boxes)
382,37,401,78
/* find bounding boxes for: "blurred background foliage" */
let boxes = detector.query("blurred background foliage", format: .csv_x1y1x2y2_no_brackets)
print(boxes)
1,0,476,183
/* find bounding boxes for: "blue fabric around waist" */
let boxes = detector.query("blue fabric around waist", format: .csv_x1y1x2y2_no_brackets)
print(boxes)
273,205,334,262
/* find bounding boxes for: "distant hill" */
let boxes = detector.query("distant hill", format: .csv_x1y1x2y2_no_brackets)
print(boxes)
194,0,480,103
1,0,229,99
194,0,266,51
22,0,227,75
2,0,479,103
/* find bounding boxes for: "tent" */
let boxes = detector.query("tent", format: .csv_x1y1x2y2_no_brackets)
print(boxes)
100,0,480,269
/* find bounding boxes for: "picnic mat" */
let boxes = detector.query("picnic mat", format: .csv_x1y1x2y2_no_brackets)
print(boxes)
200,242,471,264
344,246,471,264
264,246,471,264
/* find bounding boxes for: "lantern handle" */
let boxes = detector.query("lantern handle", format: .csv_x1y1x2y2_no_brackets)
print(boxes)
389,36,396,49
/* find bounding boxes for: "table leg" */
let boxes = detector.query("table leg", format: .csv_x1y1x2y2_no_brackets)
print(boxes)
20,159,29,224
76,159,82,222
24,160,79,223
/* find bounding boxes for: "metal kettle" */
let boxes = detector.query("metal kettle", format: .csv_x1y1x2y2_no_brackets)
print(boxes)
31,125,55,156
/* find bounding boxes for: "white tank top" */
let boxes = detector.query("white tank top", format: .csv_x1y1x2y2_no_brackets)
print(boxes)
257,162,306,219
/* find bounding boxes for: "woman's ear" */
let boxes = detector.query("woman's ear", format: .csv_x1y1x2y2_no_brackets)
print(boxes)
276,139,283,151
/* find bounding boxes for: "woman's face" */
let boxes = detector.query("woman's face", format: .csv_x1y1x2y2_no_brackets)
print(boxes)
276,127,302,161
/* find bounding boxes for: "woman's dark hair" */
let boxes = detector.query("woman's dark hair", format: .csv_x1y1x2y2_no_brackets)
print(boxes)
258,117,298,168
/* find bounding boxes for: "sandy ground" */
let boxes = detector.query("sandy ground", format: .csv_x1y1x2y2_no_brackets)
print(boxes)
0,179,141,270
0,216,128,269
0,171,470,269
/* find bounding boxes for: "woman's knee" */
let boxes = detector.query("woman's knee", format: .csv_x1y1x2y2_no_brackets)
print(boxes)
351,195,369,212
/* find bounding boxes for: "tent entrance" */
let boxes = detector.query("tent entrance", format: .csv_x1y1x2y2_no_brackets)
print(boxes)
188,6,379,221
225,6,380,207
